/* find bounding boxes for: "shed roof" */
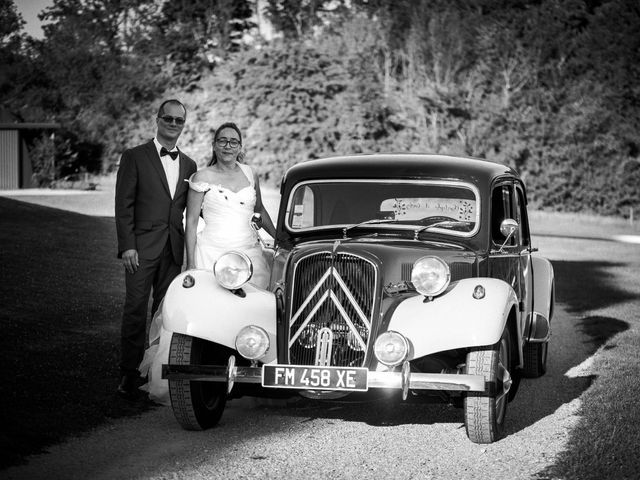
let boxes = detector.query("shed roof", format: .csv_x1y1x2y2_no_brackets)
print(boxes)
0,122,60,130
0,108,59,130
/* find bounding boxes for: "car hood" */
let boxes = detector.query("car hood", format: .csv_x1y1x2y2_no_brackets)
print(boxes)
287,236,480,283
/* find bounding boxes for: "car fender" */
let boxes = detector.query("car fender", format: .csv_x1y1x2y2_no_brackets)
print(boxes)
162,270,277,363
521,255,555,343
387,278,518,360
532,255,554,320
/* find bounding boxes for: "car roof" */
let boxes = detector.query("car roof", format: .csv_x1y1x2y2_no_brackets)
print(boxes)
282,154,519,187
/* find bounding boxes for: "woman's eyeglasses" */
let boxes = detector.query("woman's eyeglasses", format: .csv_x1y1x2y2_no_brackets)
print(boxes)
159,115,185,126
215,138,241,148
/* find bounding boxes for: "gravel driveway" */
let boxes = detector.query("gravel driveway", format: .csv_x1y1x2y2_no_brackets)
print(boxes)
2,183,636,479
2,234,601,480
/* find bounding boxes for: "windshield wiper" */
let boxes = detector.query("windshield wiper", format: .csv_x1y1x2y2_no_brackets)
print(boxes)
342,219,400,239
413,220,472,239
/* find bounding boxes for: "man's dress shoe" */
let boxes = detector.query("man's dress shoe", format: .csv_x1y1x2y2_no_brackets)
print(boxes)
117,375,138,400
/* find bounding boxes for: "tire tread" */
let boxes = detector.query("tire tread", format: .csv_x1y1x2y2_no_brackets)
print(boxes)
168,333,226,431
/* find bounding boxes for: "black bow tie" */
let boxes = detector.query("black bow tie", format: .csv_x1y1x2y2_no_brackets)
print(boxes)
160,147,179,160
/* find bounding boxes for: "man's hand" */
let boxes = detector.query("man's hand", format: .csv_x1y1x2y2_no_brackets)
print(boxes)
122,249,139,274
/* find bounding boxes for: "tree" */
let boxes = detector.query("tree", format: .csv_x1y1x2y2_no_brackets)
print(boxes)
0,0,27,108
31,0,168,171
0,0,23,45
264,0,350,39
151,0,256,86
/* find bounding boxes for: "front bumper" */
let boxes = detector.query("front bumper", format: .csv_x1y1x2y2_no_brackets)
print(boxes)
162,357,488,397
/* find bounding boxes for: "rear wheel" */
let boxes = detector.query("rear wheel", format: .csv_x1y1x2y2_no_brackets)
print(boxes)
464,326,512,444
522,341,548,377
168,333,227,430
524,289,553,378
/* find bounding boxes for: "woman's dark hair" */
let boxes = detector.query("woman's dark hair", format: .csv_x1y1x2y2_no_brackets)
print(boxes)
208,122,243,166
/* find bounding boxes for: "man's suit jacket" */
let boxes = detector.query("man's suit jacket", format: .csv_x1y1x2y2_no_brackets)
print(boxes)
115,140,198,262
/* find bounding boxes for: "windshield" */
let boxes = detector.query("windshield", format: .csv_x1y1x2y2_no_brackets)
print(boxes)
285,180,480,237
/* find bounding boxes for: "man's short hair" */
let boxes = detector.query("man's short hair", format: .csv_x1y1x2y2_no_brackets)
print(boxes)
157,99,187,119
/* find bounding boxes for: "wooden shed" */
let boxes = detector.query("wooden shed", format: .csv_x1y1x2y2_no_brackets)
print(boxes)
0,113,59,189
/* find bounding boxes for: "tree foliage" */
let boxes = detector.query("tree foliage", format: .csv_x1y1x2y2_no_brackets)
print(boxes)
0,0,28,107
2,0,639,216
152,0,255,86
264,0,350,39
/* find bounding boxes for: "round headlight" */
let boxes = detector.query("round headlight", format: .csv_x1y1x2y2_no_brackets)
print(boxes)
411,256,451,297
235,325,270,360
214,251,253,289
374,331,409,366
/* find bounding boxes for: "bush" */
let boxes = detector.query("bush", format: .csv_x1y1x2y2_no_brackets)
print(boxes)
29,130,103,188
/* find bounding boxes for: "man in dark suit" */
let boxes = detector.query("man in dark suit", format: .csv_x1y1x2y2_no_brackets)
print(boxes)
115,98,197,399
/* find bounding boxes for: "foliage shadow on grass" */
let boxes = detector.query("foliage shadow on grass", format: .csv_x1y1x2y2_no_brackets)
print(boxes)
551,259,637,314
509,258,630,426
0,198,157,470
533,259,636,479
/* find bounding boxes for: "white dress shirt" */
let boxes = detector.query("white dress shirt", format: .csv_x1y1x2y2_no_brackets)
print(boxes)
153,138,180,198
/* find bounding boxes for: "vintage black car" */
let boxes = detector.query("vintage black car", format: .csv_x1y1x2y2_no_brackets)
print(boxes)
162,154,555,443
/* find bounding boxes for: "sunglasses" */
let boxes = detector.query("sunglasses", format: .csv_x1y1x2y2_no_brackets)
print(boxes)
159,115,185,126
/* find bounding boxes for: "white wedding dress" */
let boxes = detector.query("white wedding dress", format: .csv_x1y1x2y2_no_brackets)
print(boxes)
139,162,272,405
190,162,271,287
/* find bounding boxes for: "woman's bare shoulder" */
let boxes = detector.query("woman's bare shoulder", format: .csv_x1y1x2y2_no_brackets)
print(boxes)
191,167,217,183
187,167,218,193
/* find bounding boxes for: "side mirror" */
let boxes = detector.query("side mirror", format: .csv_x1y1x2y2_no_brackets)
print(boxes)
500,218,518,238
498,218,518,251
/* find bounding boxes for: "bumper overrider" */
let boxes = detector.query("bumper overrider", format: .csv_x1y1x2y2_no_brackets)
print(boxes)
162,356,489,400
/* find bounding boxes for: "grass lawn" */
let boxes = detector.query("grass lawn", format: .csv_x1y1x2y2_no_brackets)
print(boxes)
531,232,640,479
528,209,640,238
0,197,154,469
549,323,640,479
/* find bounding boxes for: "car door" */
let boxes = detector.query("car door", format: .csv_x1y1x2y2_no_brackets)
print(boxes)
514,181,533,336
488,180,519,290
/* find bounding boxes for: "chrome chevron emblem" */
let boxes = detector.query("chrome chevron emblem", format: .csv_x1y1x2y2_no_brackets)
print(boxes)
289,266,370,350
315,327,333,366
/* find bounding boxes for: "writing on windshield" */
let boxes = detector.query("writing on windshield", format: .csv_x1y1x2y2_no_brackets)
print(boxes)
380,198,475,222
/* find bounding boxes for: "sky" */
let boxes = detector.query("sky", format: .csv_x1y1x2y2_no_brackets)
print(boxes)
15,0,54,39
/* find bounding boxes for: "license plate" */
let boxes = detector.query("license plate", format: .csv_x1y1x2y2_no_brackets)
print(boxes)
262,365,368,391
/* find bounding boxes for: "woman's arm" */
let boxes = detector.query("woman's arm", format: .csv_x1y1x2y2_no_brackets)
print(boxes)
185,185,205,269
253,172,277,239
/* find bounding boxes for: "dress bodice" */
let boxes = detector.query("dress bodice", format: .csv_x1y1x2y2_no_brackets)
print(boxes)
188,163,259,252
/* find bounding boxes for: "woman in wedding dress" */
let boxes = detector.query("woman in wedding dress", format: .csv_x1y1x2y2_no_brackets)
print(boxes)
140,122,276,404
184,121,276,285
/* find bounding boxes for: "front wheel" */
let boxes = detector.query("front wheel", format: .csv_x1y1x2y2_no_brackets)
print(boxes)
168,333,227,430
464,326,513,444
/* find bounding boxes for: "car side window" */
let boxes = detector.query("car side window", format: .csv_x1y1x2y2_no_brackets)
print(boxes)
515,183,531,248
289,185,315,228
491,182,516,246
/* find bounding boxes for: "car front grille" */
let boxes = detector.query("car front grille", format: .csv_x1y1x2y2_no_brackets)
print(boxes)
288,252,377,368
